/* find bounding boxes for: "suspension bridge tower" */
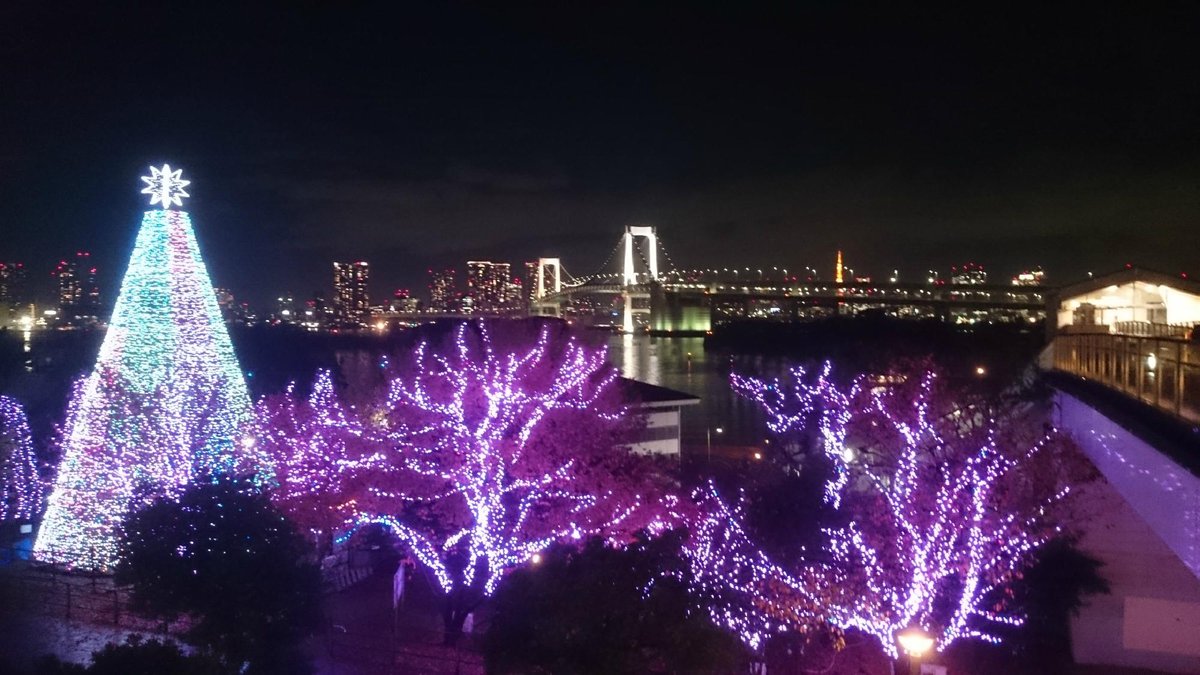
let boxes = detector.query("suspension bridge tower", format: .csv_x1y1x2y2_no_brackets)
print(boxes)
620,226,658,332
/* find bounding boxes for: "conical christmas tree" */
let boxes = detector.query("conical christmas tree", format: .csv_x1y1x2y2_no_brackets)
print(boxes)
35,165,255,569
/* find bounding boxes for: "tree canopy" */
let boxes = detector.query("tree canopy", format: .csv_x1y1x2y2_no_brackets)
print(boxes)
115,474,321,674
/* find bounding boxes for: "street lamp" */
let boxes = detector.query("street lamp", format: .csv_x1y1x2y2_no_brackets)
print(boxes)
706,427,724,466
896,627,934,675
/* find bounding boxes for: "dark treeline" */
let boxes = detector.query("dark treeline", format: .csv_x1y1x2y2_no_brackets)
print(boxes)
708,318,1047,385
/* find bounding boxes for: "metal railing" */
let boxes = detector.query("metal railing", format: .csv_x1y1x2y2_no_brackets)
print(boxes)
1112,321,1194,339
1053,332,1200,424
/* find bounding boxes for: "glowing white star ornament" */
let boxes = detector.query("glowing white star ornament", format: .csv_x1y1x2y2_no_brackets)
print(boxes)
140,164,191,210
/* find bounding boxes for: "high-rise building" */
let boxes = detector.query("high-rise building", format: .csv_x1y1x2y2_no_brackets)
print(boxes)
0,262,29,329
54,251,100,324
506,278,523,311
950,263,987,285
466,260,511,312
0,262,28,304
428,268,456,312
333,261,370,324
523,260,540,302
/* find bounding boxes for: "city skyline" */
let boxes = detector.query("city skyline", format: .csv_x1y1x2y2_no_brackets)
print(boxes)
1,243,1060,318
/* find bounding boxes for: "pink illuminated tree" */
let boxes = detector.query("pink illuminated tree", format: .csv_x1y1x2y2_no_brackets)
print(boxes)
253,370,388,543
710,364,1079,657
256,321,679,642
0,395,42,522
686,482,838,651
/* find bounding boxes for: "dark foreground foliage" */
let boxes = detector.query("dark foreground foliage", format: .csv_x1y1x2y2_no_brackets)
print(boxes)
33,635,223,675
942,537,1109,675
484,532,746,674
114,474,322,674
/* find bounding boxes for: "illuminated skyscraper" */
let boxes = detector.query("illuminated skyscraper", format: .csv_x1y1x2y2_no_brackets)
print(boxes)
835,250,844,284
0,262,27,305
429,268,457,312
0,262,28,329
523,260,539,302
467,260,511,312
333,261,370,324
54,251,101,324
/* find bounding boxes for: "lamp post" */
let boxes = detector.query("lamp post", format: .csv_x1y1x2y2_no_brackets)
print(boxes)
706,426,723,466
896,627,934,675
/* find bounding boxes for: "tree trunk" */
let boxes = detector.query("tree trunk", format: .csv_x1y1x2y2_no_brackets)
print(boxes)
444,595,465,643
442,591,470,646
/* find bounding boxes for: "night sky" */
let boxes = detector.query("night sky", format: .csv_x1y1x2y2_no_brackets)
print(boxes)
2,3,1198,307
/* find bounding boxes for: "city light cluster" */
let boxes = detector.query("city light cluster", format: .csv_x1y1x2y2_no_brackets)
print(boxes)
0,396,42,521
35,207,255,570
700,365,1070,656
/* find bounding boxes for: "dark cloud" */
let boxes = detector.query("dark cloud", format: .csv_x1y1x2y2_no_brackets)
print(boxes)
1,3,1198,307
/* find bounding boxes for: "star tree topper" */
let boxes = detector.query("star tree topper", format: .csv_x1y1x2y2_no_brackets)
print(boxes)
140,164,191,210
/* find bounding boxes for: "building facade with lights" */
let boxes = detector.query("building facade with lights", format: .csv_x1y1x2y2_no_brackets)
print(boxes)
617,378,700,457
0,261,29,329
466,260,512,313
333,261,370,325
53,251,101,326
428,268,457,312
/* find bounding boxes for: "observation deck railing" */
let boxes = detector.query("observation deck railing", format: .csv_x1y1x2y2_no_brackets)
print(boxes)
1053,330,1200,424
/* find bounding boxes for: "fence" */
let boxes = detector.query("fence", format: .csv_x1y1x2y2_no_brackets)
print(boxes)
1052,332,1200,424
0,559,187,635
1,554,482,675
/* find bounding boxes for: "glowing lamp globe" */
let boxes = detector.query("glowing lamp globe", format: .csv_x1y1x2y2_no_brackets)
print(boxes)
897,627,934,657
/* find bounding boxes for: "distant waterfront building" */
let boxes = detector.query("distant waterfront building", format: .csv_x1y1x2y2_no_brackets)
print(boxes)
214,287,236,320
950,262,987,285
428,268,457,312
1012,267,1046,286
54,251,100,325
309,290,333,326
617,378,700,457
276,293,298,323
333,261,370,324
389,288,420,313
214,288,254,325
467,260,511,312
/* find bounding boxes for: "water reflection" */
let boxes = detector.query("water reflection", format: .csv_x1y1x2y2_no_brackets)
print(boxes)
607,334,781,450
